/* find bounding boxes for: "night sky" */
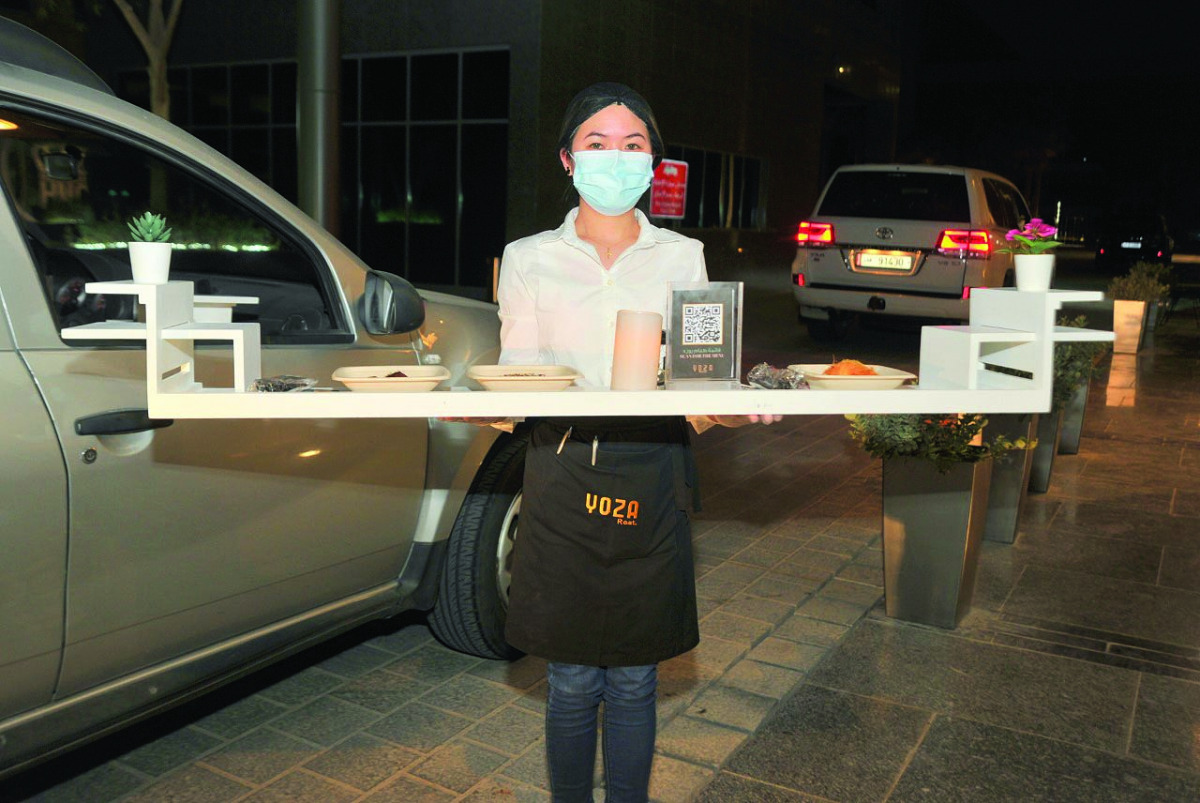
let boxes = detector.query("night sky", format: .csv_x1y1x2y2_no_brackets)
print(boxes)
942,2,1200,243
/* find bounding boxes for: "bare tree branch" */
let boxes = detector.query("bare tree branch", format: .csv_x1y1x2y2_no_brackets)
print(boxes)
111,0,153,58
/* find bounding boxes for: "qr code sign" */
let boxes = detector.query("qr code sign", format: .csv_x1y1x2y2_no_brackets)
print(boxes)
681,303,724,345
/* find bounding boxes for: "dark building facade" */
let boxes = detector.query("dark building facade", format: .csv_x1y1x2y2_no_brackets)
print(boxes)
40,0,900,296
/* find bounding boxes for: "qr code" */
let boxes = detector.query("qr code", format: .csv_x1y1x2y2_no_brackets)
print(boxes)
681,303,724,346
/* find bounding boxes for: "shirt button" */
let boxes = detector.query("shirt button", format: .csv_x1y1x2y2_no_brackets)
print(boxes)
604,278,614,287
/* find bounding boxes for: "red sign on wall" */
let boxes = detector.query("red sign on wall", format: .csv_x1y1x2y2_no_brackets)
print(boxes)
650,159,688,219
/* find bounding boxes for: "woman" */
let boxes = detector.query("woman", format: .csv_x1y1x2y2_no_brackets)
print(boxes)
483,82,778,803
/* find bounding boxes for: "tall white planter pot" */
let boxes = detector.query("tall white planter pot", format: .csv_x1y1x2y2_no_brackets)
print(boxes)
128,241,172,284
1015,253,1055,291
1112,299,1146,354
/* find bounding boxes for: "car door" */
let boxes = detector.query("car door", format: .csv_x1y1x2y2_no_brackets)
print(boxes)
0,102,428,697
0,290,67,723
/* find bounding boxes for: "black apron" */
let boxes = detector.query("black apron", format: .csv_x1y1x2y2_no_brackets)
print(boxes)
505,416,700,666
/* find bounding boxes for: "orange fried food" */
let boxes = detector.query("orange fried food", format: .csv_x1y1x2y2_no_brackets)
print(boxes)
824,359,877,376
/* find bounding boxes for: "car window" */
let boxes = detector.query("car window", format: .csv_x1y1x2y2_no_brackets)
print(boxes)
0,105,349,345
817,171,970,221
982,179,1028,230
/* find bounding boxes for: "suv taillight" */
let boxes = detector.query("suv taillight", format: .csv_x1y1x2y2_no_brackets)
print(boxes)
797,221,835,246
936,229,990,258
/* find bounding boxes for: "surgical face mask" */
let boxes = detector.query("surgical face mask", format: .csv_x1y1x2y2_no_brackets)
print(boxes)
571,150,653,216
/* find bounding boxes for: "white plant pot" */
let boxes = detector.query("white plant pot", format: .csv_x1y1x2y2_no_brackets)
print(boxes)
1112,299,1146,354
1014,253,1055,291
128,241,173,284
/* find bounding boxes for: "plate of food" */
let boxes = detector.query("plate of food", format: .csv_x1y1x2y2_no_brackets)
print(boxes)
787,359,916,390
467,364,581,392
332,365,451,392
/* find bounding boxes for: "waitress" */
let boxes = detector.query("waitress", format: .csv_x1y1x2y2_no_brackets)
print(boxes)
488,83,779,803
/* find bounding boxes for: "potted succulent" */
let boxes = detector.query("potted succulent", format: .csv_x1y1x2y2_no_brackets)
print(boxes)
846,413,1034,628
999,217,1063,291
127,211,173,284
1109,261,1170,353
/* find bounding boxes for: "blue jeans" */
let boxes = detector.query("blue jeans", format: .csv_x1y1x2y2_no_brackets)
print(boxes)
545,662,657,803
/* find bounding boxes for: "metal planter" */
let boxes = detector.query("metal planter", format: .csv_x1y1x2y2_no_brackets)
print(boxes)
1028,410,1064,494
882,457,993,629
983,413,1037,544
1057,382,1089,455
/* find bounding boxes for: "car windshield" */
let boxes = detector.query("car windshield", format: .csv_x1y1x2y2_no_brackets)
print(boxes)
818,171,971,221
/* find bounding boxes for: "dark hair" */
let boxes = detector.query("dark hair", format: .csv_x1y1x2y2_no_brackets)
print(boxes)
556,82,664,168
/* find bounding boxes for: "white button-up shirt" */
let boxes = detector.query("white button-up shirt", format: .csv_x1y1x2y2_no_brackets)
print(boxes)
497,208,708,388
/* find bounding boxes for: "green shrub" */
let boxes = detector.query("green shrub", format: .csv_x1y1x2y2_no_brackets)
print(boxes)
846,413,1035,474
1109,261,1170,303
1053,315,1110,409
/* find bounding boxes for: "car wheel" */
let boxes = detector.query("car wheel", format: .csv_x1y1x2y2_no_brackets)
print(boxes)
428,429,527,660
805,310,851,342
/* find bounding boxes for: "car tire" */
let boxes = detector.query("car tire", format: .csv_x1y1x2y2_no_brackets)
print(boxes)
428,429,527,661
805,310,851,342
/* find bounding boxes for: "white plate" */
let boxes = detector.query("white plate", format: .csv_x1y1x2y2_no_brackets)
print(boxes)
332,365,450,392
787,363,916,390
467,364,581,392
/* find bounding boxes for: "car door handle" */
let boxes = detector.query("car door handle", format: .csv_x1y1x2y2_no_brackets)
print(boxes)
75,409,174,436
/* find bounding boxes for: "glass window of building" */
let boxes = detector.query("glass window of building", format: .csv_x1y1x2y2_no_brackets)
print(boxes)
120,48,510,298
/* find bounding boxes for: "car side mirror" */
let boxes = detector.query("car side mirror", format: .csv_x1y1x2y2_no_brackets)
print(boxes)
41,151,79,181
360,269,425,334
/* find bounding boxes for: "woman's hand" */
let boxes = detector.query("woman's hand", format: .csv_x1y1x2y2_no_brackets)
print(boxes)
437,417,512,426
706,414,783,428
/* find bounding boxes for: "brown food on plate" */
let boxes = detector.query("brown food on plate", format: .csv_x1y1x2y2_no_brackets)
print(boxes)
384,370,408,378
503,372,547,377
823,359,877,376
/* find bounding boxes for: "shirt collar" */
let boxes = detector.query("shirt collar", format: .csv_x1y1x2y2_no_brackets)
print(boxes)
548,207,678,253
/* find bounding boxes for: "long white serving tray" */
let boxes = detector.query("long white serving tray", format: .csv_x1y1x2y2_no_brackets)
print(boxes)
146,383,1062,420
63,281,1114,421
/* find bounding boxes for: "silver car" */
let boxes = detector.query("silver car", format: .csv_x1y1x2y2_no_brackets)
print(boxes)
791,163,1032,340
0,24,522,779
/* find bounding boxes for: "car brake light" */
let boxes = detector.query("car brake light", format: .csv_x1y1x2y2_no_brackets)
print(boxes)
936,229,990,258
797,221,834,246
794,273,806,287
962,286,973,300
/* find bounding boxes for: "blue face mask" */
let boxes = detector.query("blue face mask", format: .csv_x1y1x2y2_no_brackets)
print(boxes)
571,150,654,216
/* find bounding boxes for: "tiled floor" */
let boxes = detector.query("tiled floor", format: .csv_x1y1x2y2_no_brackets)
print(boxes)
700,313,1200,802
7,303,1199,802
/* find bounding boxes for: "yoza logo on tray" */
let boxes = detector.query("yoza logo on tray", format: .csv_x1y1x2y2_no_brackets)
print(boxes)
586,493,640,526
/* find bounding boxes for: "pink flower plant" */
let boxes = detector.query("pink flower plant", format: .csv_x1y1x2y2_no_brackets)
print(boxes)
999,218,1063,255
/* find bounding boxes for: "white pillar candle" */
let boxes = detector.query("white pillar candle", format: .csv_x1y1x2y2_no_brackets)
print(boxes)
611,309,663,391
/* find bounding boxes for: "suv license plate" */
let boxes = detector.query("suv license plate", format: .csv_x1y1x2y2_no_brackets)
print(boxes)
857,251,913,271
1121,241,1140,249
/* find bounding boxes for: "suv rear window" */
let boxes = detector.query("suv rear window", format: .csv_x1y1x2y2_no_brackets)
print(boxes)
817,171,971,222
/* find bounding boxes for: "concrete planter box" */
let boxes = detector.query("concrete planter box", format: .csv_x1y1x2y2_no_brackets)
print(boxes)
882,457,992,629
